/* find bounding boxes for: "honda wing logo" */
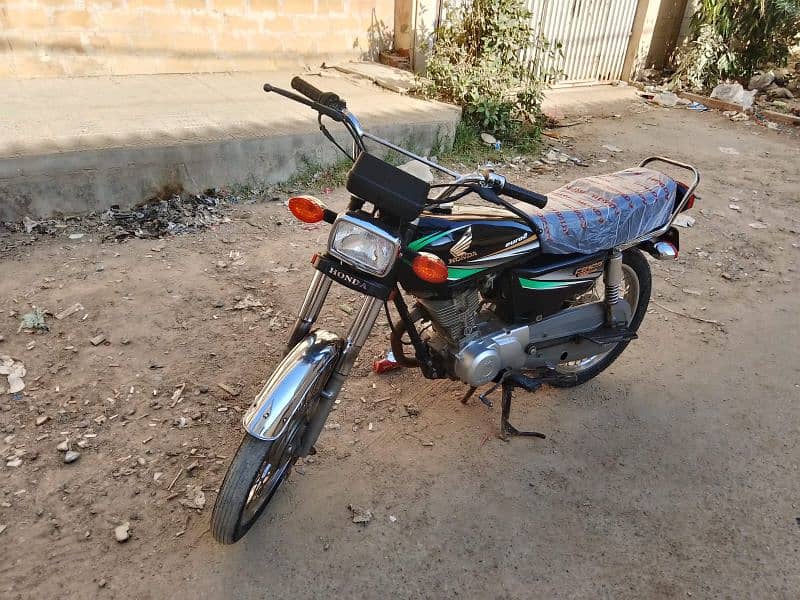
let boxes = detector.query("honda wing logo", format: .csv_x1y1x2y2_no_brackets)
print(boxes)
449,226,473,259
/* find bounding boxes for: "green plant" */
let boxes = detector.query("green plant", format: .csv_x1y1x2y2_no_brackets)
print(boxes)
672,0,800,90
422,0,560,136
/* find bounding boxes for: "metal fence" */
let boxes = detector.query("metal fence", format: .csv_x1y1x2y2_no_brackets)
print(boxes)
527,0,639,85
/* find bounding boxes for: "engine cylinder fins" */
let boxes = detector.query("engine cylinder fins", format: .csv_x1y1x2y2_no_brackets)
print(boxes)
416,289,481,345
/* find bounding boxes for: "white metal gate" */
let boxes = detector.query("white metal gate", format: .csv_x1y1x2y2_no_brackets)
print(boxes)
526,0,639,85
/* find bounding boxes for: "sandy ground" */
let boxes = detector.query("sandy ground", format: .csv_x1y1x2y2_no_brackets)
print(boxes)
1,98,799,600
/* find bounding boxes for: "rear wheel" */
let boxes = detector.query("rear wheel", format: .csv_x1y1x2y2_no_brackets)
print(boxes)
551,248,651,387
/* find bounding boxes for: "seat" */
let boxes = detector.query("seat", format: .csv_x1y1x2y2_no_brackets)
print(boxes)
520,167,678,254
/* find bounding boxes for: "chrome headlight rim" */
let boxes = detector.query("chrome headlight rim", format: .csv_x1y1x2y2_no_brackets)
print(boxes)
327,214,401,278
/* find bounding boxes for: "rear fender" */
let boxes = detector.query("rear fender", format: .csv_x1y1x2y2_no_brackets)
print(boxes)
243,330,342,441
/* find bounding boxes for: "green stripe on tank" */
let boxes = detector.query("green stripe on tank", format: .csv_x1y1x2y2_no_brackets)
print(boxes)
408,230,452,252
518,278,582,290
448,267,485,280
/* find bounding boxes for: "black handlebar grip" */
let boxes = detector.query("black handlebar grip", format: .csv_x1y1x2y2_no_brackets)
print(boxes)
502,181,548,209
291,76,324,103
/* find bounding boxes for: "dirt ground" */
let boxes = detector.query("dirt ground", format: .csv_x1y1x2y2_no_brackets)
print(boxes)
1,97,799,600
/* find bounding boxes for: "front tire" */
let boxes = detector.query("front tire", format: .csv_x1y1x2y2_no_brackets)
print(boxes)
211,433,296,544
551,248,651,387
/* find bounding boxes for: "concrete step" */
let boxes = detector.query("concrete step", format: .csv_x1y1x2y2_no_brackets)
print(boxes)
0,69,460,220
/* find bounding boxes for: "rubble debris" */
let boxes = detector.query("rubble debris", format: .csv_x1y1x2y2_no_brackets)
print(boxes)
767,87,794,100
56,440,69,452
19,309,48,333
55,303,84,320
217,382,240,396
673,214,696,228
35,415,49,426
89,334,107,346
114,522,130,543
102,192,226,240
23,216,41,234
230,296,264,310
718,147,740,155
1,355,26,394
748,72,775,91
728,203,742,212
748,222,768,230
655,91,678,107
179,484,206,510
602,144,622,153
68,233,85,240
347,504,373,524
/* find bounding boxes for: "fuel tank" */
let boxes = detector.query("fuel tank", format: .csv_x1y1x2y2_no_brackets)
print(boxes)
398,205,538,296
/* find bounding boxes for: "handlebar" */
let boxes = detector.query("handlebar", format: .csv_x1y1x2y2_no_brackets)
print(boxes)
264,77,549,212
290,76,325,103
500,180,548,209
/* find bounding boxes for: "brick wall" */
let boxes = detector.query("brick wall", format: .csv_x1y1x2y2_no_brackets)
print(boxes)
0,0,394,78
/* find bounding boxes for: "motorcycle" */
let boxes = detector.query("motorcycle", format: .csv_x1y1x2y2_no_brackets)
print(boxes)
210,77,700,544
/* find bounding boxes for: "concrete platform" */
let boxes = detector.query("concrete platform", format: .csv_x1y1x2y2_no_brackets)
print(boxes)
0,70,460,220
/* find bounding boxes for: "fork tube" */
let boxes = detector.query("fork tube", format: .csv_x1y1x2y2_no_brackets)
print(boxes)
336,296,383,376
286,270,332,351
298,295,382,455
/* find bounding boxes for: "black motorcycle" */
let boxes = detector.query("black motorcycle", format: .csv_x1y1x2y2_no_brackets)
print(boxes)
210,77,700,544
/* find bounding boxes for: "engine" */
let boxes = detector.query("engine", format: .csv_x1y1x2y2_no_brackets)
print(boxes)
414,290,625,387
415,289,482,347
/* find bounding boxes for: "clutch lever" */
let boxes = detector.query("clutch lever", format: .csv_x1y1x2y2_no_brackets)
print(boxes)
263,83,344,122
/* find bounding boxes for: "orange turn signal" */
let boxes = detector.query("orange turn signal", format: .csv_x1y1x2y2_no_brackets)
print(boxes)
412,252,448,284
288,195,325,223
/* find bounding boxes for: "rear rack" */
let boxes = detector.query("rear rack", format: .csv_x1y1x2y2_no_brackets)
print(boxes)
620,156,701,250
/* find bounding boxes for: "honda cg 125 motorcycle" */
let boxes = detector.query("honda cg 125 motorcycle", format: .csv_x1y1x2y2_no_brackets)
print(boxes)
211,77,700,544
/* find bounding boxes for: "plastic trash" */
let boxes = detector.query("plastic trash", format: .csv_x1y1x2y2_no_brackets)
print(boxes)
710,83,756,110
373,351,402,374
656,91,678,107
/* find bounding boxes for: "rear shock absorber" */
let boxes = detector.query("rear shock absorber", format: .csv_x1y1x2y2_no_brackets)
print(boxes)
604,249,622,325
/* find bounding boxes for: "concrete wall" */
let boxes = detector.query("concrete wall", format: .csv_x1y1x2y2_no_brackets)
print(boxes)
621,0,688,80
0,0,394,79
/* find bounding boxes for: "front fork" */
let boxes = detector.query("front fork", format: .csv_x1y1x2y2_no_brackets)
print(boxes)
287,270,383,455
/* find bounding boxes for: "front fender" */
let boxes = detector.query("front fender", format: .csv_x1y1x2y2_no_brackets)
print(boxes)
243,330,342,441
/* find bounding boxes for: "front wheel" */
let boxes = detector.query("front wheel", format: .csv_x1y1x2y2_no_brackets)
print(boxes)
211,431,298,544
551,248,652,387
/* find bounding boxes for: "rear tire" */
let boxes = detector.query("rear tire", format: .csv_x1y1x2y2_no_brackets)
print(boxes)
551,248,651,387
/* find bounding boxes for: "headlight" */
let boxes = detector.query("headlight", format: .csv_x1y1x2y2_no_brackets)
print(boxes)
328,215,400,277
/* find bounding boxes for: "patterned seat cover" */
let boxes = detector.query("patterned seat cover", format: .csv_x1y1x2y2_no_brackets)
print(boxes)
522,167,678,254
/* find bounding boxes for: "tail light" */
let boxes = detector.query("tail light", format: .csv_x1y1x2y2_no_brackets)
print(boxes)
677,182,696,211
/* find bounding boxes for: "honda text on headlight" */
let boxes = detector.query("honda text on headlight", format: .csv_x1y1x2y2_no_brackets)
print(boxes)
327,214,400,277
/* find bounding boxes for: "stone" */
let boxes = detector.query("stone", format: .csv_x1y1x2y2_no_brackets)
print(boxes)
767,87,794,100
6,457,22,468
347,504,373,524
56,440,69,452
35,415,49,426
748,72,774,91
114,522,130,543
63,450,81,464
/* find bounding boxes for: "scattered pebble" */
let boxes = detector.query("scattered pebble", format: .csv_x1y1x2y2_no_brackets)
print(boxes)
114,522,130,543
56,440,69,452
348,504,373,524
35,415,49,426
63,450,81,464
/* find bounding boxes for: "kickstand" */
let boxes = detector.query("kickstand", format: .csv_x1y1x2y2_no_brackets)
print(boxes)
500,376,546,440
